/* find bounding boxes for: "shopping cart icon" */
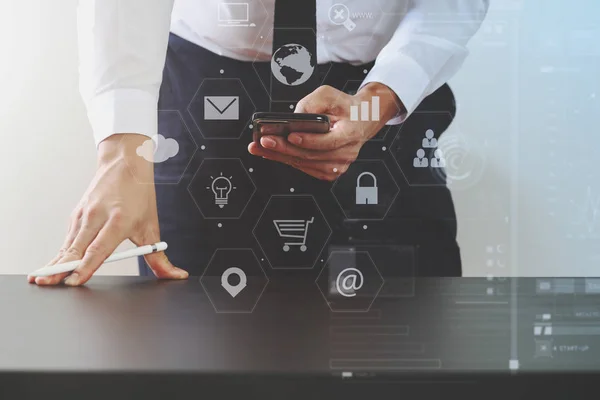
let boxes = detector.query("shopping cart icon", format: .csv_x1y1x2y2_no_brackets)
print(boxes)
273,217,315,252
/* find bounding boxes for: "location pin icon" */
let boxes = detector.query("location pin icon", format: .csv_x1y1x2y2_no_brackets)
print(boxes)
221,267,247,298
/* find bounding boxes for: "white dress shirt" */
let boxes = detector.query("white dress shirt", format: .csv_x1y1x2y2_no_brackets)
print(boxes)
77,0,489,146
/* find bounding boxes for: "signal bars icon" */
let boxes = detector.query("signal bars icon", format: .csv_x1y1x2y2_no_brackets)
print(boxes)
350,96,380,122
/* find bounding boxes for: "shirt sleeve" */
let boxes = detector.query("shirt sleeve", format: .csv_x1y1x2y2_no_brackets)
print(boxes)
360,0,490,125
77,0,175,147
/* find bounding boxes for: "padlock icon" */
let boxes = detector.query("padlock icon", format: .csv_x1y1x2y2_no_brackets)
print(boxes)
355,172,378,205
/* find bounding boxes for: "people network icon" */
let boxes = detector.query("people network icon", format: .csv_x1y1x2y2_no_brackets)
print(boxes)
414,129,446,169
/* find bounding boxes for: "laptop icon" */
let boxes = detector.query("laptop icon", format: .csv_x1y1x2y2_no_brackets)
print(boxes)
218,2,256,27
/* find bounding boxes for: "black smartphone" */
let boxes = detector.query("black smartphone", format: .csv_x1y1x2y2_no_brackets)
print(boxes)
252,112,330,143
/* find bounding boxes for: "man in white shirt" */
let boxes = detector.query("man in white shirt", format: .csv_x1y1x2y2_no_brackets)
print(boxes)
29,0,489,286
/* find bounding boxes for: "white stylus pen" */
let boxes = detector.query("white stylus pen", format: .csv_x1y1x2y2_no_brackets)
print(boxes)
28,242,168,278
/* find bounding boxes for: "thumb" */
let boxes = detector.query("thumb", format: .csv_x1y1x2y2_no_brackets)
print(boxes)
144,251,189,279
294,85,338,114
144,250,189,280
132,209,188,280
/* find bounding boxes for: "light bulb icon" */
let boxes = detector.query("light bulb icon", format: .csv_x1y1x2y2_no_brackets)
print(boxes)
208,173,236,208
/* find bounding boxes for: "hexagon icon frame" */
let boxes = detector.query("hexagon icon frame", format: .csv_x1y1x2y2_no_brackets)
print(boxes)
209,0,269,53
252,28,334,104
315,250,384,313
122,109,198,185
390,111,458,187
200,248,269,314
323,2,388,48
186,78,257,140
331,159,400,221
335,80,405,142
252,194,332,270
187,158,256,220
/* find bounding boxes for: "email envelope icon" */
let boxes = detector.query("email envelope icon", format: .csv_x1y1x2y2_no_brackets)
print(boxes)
204,96,239,120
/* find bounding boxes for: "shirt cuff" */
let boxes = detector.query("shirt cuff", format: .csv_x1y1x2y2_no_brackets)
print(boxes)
360,52,431,125
86,88,158,147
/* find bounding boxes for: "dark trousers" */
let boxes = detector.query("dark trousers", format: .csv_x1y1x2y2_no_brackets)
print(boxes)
139,33,462,277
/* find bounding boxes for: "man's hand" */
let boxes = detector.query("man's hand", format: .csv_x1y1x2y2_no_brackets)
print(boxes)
248,83,403,181
27,134,189,286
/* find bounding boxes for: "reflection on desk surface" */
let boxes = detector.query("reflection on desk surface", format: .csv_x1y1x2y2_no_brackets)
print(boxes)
2,276,600,375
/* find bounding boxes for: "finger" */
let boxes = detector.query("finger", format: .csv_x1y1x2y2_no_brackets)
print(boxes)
63,221,124,286
258,135,354,162
294,85,340,115
28,250,71,284
287,124,358,151
28,253,69,284
131,233,188,280
29,255,71,284
259,124,287,136
28,216,82,284
143,251,189,280
34,215,104,286
50,216,82,264
31,217,83,285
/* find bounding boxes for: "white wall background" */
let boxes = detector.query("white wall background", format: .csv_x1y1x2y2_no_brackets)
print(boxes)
0,0,137,275
0,0,597,276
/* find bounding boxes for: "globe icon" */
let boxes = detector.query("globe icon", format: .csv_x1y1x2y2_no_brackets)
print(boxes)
271,44,315,86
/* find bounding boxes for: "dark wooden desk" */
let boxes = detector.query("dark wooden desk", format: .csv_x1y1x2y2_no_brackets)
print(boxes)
0,275,598,399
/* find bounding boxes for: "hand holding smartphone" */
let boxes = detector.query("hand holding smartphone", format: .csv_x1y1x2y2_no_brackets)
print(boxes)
252,112,330,143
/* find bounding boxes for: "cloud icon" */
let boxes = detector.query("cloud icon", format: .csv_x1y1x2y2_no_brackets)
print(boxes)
136,134,179,163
